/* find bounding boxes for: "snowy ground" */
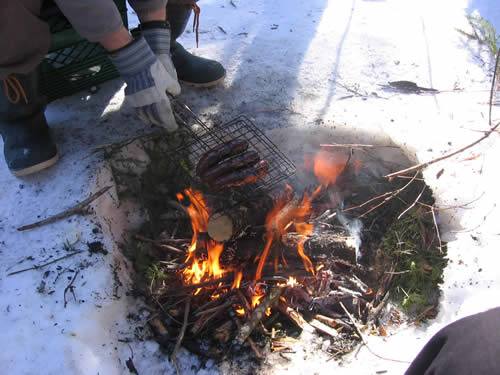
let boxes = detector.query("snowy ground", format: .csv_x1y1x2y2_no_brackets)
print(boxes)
1,0,499,374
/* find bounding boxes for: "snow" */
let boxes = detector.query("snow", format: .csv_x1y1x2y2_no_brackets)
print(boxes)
1,0,499,374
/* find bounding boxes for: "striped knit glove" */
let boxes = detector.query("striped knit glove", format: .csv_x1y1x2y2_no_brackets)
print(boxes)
109,36,178,131
140,21,181,96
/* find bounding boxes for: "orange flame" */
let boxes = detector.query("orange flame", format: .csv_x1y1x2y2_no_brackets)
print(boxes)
178,189,226,286
235,306,245,316
313,150,348,187
255,186,323,281
232,270,243,289
295,222,315,274
252,293,264,308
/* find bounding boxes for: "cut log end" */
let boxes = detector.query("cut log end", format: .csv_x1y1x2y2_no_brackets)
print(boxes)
207,213,234,242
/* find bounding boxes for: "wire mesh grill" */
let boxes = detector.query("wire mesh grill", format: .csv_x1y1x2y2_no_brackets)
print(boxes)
171,99,296,198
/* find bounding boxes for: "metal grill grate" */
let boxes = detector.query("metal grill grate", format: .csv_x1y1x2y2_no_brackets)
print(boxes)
171,99,296,198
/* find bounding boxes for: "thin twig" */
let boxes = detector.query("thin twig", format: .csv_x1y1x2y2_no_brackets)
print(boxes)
430,206,443,254
8,250,84,276
384,120,499,179
489,49,500,127
339,301,410,364
386,51,500,180
171,295,192,375
397,185,426,220
320,143,398,149
17,186,112,231
358,173,419,218
134,235,185,254
64,270,80,308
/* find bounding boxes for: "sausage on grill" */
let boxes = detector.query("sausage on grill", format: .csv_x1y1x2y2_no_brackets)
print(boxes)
209,159,270,191
201,150,261,184
196,139,249,177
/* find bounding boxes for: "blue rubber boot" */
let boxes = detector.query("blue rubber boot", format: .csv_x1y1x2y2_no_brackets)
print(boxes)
0,71,58,176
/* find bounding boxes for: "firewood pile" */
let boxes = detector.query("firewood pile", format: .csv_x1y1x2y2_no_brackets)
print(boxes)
135,189,383,362
122,141,443,368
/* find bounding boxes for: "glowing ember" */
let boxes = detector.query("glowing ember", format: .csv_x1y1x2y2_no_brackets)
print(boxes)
235,307,245,316
287,276,298,287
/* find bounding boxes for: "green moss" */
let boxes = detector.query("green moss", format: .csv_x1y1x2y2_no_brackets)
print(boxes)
378,206,448,317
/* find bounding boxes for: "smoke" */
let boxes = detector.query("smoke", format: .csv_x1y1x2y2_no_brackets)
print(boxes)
336,210,363,261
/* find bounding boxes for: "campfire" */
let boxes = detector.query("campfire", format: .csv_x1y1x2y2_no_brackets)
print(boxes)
141,146,375,358
108,104,446,369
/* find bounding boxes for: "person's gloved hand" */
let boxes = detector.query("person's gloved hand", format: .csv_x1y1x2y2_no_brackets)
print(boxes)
138,21,181,96
108,36,178,131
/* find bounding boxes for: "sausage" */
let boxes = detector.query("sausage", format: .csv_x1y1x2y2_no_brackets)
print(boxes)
201,150,261,184
210,160,270,191
196,139,249,177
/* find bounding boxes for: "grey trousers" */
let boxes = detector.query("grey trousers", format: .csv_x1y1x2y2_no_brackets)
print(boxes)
0,0,167,79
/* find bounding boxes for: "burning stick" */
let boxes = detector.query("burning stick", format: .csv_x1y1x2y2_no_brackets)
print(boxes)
236,287,283,344
283,232,358,264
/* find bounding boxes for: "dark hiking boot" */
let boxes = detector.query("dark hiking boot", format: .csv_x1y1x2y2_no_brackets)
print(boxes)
0,72,59,176
167,3,226,88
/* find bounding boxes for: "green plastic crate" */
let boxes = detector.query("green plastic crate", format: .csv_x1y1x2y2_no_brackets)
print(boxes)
39,0,128,102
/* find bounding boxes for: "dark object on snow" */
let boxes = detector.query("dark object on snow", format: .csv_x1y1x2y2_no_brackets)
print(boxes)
387,80,438,93
405,306,500,375
87,241,108,255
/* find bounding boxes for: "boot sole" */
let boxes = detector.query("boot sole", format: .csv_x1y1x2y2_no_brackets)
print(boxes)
11,153,60,177
179,73,226,89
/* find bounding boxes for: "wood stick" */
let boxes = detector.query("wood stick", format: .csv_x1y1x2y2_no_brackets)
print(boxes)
489,49,500,127
236,287,283,344
64,270,80,308
313,314,342,327
195,299,233,317
134,235,186,254
233,318,262,358
191,300,232,334
17,186,112,231
172,295,192,375
309,318,339,337
193,290,233,315
385,118,500,180
149,317,169,336
277,302,315,333
8,250,84,276
340,301,410,364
